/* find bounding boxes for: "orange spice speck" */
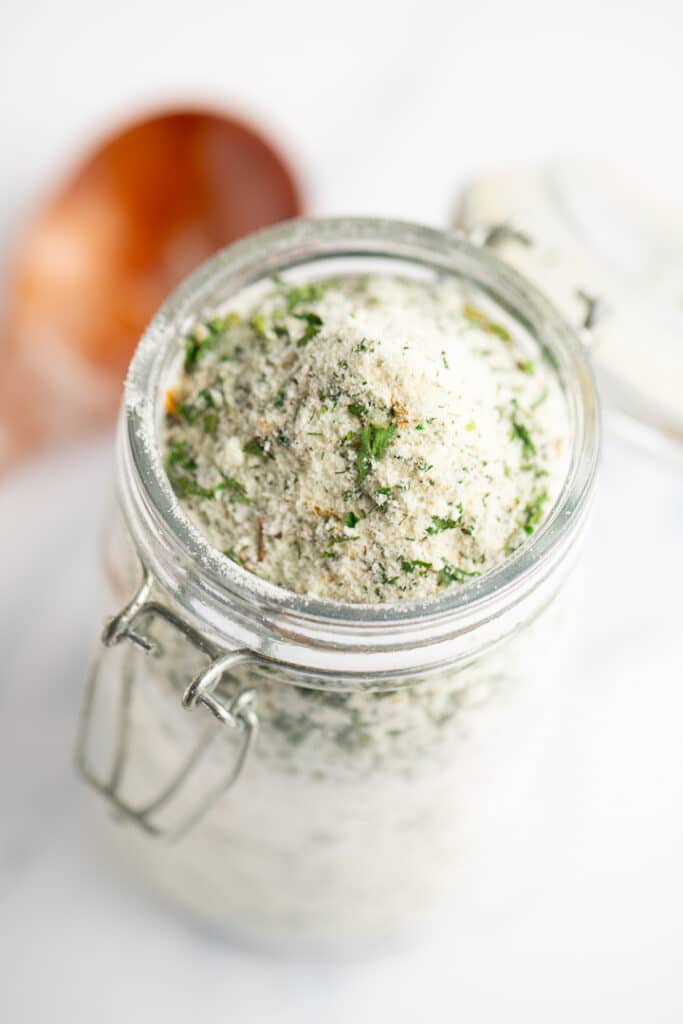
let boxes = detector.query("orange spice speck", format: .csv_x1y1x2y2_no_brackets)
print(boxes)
165,389,178,417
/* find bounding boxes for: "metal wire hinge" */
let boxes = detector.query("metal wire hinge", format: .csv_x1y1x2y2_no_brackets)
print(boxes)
76,567,258,841
466,220,605,344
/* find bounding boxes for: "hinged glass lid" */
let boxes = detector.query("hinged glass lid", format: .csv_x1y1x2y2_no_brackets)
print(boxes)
456,160,683,461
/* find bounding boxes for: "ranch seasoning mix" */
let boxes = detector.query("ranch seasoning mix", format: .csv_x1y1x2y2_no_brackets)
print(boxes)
162,273,569,602
79,215,600,947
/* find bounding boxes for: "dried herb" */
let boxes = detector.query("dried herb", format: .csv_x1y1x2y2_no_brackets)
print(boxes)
511,417,536,459
244,437,274,460
285,283,324,312
165,441,218,498
356,422,396,485
401,559,433,574
184,331,213,372
221,477,250,503
251,314,268,339
521,490,548,534
463,303,511,343
426,515,460,535
294,311,323,347
224,548,244,567
438,564,480,586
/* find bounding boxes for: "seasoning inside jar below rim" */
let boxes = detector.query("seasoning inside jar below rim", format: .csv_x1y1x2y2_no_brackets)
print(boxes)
161,273,570,603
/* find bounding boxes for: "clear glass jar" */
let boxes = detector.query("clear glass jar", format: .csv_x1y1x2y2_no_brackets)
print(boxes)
78,218,600,950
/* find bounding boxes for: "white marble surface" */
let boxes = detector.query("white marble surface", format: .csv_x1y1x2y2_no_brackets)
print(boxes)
2,1,683,1020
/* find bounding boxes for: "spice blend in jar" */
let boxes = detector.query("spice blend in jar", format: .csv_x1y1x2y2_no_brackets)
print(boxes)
163,274,569,602
79,220,599,949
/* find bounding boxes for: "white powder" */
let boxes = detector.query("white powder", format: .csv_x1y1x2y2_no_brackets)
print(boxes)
94,273,578,945
98,525,579,947
162,274,569,603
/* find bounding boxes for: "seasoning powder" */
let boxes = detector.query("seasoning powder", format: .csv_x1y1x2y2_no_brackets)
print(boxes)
162,274,569,603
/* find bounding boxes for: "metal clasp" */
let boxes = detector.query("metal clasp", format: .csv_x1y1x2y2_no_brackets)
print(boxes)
76,567,258,842
467,220,605,345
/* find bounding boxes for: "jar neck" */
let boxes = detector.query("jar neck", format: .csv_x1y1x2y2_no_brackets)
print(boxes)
117,217,600,683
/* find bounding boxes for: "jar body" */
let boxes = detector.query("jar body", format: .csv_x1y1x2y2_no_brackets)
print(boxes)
88,505,578,948
79,218,599,950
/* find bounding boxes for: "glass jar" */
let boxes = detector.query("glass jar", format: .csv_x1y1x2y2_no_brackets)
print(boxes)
77,218,600,949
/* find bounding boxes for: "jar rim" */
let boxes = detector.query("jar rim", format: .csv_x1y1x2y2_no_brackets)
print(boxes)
119,217,600,677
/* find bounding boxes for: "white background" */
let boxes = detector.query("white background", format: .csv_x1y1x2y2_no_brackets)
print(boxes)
1,1,683,1021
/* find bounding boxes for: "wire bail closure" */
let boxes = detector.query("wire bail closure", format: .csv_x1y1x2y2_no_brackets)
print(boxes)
76,565,258,842
463,220,604,345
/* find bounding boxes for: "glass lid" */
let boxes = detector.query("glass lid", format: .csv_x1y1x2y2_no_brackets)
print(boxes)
456,160,683,463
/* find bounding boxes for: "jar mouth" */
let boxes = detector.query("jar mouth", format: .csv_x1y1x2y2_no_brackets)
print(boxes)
121,217,600,675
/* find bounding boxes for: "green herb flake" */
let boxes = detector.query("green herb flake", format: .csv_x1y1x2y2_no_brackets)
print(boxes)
176,479,221,499
183,334,200,372
295,311,323,347
463,303,511,343
401,559,433,574
177,400,199,424
243,437,274,460
183,330,216,372
356,422,397,485
224,548,244,567
251,314,268,340
438,563,480,587
203,412,218,435
426,515,460,535
285,284,324,312
345,511,360,529
441,351,449,369
223,477,251,503
348,401,369,419
197,388,215,407
165,441,219,499
178,388,216,426
207,311,241,334
521,490,548,535
166,439,196,471
511,417,536,459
